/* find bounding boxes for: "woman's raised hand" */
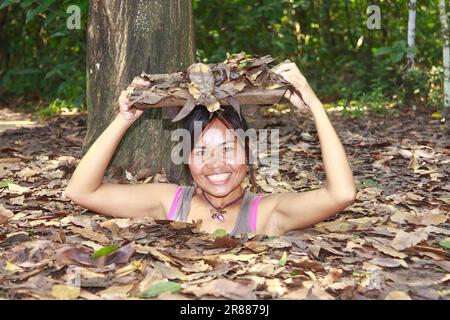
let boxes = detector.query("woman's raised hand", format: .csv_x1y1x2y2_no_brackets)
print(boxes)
273,62,321,112
118,77,150,122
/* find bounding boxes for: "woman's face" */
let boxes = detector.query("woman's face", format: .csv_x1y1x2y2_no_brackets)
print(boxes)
188,118,248,197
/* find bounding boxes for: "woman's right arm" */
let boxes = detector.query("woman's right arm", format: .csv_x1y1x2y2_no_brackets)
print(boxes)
64,78,178,219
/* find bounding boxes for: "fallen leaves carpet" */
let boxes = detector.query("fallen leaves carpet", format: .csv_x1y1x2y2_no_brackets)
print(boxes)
0,107,448,300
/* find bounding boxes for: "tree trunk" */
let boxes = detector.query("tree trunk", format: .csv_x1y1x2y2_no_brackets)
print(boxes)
439,0,450,122
84,0,196,183
407,0,416,71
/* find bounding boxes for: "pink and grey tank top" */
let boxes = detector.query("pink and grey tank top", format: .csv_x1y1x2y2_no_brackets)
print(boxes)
167,185,263,237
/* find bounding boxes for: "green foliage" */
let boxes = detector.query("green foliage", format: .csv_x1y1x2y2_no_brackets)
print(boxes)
0,0,87,109
212,229,227,237
374,40,411,64
0,179,14,188
0,0,445,115
439,239,450,250
425,66,444,108
356,178,379,190
36,98,75,119
278,251,287,266
91,244,120,260
193,0,443,112
138,281,181,298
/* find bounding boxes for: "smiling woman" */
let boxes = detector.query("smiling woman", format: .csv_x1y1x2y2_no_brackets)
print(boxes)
64,63,357,238
183,104,256,193
167,104,264,236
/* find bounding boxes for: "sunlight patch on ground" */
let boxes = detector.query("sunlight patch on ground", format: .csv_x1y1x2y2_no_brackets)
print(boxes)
0,108,43,133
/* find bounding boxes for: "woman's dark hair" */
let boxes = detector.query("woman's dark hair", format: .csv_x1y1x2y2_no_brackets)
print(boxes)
182,105,258,192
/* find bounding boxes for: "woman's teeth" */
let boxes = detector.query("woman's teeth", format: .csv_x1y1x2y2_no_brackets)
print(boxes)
206,173,231,182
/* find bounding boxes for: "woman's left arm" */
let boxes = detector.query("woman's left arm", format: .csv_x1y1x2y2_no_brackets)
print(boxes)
268,63,357,233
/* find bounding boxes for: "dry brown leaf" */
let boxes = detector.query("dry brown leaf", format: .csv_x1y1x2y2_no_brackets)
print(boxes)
307,286,335,300
248,263,276,277
287,257,325,272
391,211,448,226
205,98,220,113
0,215,8,225
434,260,450,272
152,261,189,281
408,152,420,171
17,167,39,179
55,246,93,266
398,148,413,158
243,241,269,253
137,245,176,264
51,285,81,300
346,216,379,228
424,225,450,236
308,245,321,258
368,258,407,268
0,204,14,218
180,260,211,273
391,228,429,251
1,231,30,245
211,235,241,249
314,216,352,233
187,63,215,99
79,290,101,300
385,291,412,300
219,253,258,262
61,215,93,228
7,183,32,194
97,284,135,299
420,213,448,225
100,218,133,230
321,268,343,286
68,226,109,244
115,260,145,278
371,243,407,259
9,195,25,205
137,268,166,292
281,287,310,299
265,278,287,298
182,278,256,300
263,237,292,249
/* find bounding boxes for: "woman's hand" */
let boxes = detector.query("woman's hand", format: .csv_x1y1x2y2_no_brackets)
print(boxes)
273,62,321,112
118,77,150,122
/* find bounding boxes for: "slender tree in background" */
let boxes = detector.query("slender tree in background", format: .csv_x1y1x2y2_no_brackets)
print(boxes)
84,0,196,182
403,0,417,106
439,0,450,122
406,0,416,71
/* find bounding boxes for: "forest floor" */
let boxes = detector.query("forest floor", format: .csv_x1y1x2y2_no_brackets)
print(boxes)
0,106,449,300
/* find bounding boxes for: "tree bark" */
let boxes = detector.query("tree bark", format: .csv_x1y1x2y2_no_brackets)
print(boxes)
439,0,450,122
84,0,196,182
